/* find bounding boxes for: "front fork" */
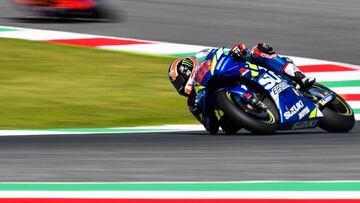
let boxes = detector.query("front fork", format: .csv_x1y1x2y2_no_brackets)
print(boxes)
194,85,254,121
226,85,255,103
195,85,262,124
225,85,270,111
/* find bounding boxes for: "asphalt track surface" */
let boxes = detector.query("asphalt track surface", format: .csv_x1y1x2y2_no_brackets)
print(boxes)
0,124,358,181
0,0,359,181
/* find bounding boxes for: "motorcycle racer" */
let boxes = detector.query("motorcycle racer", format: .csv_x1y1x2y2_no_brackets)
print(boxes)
168,43,315,134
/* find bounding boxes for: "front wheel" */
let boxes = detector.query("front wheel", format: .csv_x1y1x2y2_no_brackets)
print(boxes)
311,83,355,132
217,91,278,134
219,115,242,135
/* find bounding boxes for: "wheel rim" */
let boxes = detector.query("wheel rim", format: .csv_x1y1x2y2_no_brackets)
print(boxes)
331,96,353,116
261,110,276,124
312,84,353,116
226,92,276,124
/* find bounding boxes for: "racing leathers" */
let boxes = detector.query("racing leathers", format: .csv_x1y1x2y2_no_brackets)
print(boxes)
186,43,315,134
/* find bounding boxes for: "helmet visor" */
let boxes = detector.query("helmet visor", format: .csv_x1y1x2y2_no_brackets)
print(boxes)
171,74,187,94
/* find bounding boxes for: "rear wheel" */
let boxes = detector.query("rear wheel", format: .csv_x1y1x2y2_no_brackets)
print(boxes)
310,83,355,132
217,91,278,134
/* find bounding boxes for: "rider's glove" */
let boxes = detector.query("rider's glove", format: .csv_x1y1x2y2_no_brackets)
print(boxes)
188,96,201,117
230,43,250,59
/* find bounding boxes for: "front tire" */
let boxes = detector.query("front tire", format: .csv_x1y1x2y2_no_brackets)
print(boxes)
217,91,278,134
219,115,241,135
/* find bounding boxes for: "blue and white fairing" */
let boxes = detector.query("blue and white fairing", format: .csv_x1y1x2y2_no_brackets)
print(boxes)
195,48,324,130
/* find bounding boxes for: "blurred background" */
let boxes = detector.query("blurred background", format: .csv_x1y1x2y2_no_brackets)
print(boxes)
1,0,359,64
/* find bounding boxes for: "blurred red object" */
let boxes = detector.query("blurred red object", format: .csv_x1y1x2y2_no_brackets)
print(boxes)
14,0,95,10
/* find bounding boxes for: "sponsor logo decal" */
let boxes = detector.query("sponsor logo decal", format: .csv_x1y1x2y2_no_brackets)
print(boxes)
258,70,282,90
284,100,304,120
298,107,310,120
318,94,334,107
292,120,318,129
272,81,290,95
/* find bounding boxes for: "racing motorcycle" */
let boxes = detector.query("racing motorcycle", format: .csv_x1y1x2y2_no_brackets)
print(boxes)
196,48,355,134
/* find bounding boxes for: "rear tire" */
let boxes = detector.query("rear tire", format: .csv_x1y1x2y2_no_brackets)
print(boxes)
312,83,355,132
217,91,278,134
319,107,355,132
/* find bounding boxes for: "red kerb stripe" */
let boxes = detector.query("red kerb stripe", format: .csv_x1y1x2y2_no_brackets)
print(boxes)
47,38,153,47
340,94,360,101
298,64,356,73
1,199,360,203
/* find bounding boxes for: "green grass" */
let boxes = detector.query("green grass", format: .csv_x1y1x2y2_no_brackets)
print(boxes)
0,38,194,129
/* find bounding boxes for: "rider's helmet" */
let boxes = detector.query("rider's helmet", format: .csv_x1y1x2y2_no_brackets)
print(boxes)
168,57,195,96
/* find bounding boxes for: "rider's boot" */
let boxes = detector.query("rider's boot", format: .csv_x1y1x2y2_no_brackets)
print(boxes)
282,61,315,89
293,71,316,89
